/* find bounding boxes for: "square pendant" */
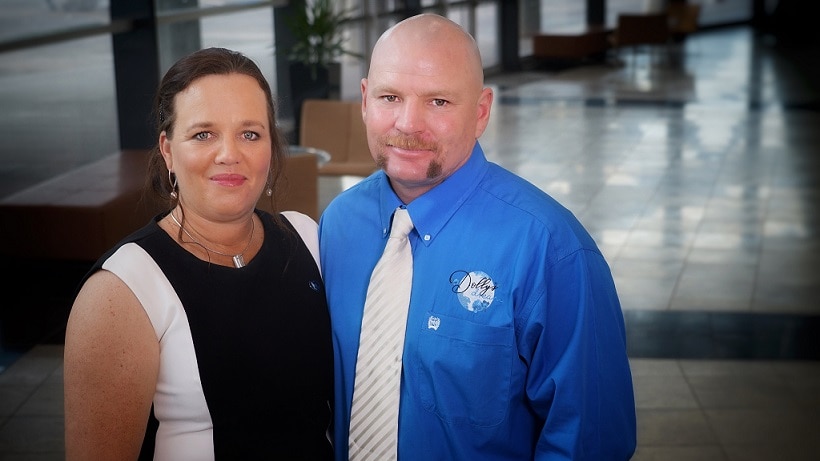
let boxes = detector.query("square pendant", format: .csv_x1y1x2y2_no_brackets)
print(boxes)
232,254,246,268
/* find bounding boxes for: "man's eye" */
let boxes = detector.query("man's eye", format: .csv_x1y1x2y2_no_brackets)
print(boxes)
433,99,447,107
194,132,210,140
384,95,398,102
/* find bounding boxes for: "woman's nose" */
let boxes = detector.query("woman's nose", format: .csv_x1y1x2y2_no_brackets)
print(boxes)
215,138,240,164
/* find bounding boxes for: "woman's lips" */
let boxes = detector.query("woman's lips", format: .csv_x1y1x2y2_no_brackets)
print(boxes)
211,173,246,187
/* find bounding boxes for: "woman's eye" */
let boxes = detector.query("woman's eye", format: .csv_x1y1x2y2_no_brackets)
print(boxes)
243,131,260,141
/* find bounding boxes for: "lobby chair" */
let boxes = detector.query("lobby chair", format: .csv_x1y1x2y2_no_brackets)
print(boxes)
610,12,671,67
668,2,701,42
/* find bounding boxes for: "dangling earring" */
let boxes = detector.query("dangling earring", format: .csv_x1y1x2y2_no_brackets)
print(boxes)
169,170,178,199
265,170,272,197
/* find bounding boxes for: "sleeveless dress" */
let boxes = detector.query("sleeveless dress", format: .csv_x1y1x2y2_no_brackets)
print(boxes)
83,210,333,460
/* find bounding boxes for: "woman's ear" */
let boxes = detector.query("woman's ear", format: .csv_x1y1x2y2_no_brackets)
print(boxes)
159,131,173,170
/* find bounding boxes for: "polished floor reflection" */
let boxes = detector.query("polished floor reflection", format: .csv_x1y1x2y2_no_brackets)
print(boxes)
482,30,820,318
2,25,819,460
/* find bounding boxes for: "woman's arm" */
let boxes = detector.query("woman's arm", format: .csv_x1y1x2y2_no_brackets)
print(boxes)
64,269,160,460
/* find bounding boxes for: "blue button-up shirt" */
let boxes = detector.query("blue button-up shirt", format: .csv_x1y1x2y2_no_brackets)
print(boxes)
319,143,636,460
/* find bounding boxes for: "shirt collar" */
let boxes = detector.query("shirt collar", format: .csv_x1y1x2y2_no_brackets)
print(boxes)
376,142,489,246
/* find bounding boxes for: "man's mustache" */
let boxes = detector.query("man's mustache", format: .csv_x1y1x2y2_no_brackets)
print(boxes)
382,135,437,152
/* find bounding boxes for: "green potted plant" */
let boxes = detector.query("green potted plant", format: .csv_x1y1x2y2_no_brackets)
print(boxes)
285,0,360,80
283,0,362,139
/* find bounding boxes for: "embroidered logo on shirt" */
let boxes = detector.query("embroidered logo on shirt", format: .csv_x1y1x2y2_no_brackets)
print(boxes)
427,316,441,330
449,270,497,312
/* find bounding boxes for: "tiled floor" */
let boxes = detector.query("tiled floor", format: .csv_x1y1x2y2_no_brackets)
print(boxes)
2,25,820,460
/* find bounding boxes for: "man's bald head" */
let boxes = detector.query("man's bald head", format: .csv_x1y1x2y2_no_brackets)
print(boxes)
369,14,484,89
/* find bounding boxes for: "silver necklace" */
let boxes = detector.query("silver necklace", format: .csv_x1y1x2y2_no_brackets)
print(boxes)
169,211,255,268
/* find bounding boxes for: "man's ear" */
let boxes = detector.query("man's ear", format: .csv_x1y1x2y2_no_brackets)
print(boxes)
360,77,369,122
475,87,494,139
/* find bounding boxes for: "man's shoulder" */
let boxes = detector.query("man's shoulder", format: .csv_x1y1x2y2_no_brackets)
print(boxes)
479,164,569,218
476,164,600,249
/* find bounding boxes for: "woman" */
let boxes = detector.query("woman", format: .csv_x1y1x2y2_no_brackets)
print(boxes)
64,48,332,460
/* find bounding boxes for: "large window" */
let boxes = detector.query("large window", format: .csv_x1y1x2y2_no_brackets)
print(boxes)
0,24,118,199
0,0,760,201
155,1,278,79
200,9,276,87
0,0,111,43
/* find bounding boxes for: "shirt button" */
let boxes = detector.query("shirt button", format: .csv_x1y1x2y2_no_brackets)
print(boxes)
424,234,431,241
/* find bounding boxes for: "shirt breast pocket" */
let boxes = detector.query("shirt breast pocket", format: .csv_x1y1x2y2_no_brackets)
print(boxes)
414,311,513,427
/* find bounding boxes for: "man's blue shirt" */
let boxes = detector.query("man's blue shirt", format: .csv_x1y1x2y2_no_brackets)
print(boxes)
319,143,636,460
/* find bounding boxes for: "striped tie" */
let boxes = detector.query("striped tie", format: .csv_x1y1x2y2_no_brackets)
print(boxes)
349,207,414,461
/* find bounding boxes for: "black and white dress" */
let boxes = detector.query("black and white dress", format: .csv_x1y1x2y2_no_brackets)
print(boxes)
83,210,333,460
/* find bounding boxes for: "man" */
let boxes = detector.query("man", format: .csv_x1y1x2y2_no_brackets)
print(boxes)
319,13,636,460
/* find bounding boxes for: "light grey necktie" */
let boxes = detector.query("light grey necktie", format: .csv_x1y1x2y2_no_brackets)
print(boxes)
349,207,414,461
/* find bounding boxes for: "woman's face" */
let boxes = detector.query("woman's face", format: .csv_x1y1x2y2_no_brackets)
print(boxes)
160,73,271,221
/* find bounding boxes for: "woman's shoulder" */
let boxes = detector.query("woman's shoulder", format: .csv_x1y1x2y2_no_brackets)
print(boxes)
280,210,318,231
77,217,165,287
278,211,320,269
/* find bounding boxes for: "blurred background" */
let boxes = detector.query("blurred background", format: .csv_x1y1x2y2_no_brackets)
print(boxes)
1,1,819,459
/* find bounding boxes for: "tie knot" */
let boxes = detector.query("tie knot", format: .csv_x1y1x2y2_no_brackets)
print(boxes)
389,208,414,239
